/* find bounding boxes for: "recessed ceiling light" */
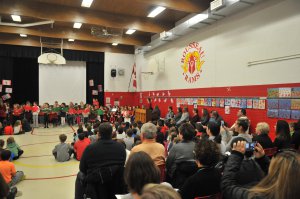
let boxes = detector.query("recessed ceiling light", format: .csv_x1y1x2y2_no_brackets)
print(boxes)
112,43,118,46
147,6,166,18
126,29,136,35
81,0,93,8
73,22,82,29
68,39,75,42
11,15,21,22
20,34,27,37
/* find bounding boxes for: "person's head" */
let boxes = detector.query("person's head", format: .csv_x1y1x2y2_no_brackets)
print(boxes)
177,107,182,113
124,151,160,195
14,120,21,127
289,122,296,133
59,134,67,143
210,111,219,119
87,125,92,132
256,122,270,135
183,107,188,113
78,123,83,129
137,121,143,129
237,108,246,118
141,123,157,140
207,122,220,137
178,123,195,141
202,108,209,117
140,184,181,199
6,137,15,145
126,129,133,138
168,106,173,112
194,139,220,167
77,128,84,134
275,120,291,141
132,122,138,128
99,122,113,140
78,133,85,141
117,127,124,134
157,119,164,127
0,139,4,149
235,118,249,134
250,150,300,199
0,150,11,161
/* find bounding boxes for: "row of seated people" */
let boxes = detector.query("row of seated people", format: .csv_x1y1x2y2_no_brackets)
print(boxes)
67,114,300,199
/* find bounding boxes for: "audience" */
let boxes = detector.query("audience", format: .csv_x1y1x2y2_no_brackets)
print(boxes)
6,137,23,160
176,107,189,126
174,107,182,123
165,106,174,120
13,120,23,135
206,122,226,154
291,119,300,149
52,134,72,162
179,139,222,199
190,108,200,128
89,128,99,144
200,108,210,126
124,129,134,151
73,133,90,161
253,122,274,149
273,120,291,150
117,127,126,140
222,141,300,199
0,150,24,187
4,122,13,135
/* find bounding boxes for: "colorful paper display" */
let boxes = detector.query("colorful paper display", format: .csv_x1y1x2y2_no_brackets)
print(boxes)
241,99,247,109
247,99,253,109
219,98,225,107
278,99,291,110
267,99,279,109
2,80,11,86
267,88,279,98
278,109,291,119
253,99,259,109
291,99,300,110
258,100,266,110
267,109,279,118
291,87,300,98
291,110,300,120
279,88,292,98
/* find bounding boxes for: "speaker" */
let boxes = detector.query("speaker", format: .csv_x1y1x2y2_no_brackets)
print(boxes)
111,69,116,77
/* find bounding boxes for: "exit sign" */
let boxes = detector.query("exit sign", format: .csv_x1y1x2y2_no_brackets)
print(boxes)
210,0,225,11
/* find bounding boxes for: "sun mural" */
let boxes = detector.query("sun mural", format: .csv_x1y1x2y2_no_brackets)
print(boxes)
181,42,205,83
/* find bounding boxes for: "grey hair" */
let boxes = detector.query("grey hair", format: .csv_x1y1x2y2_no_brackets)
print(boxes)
141,123,157,139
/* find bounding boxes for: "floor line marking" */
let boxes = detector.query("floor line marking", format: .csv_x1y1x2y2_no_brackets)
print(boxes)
24,174,77,181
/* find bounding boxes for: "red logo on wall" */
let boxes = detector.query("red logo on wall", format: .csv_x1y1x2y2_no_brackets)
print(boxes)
181,42,205,83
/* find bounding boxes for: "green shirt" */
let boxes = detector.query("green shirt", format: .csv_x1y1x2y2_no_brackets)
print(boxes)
52,107,61,112
61,107,69,112
97,109,104,116
41,107,51,113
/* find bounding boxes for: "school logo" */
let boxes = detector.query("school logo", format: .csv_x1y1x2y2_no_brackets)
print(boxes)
181,42,205,83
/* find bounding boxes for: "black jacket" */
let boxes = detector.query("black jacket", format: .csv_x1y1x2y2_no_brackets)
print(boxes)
291,130,300,149
221,151,270,199
273,137,291,150
179,167,221,199
253,134,274,149
190,115,200,128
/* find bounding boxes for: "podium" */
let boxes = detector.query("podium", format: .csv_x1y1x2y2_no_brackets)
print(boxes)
135,109,152,123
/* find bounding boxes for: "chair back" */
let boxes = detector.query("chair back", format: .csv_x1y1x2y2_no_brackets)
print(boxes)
264,147,278,158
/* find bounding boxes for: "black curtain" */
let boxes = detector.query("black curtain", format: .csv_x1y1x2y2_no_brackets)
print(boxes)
86,62,104,105
12,58,39,104
0,44,104,104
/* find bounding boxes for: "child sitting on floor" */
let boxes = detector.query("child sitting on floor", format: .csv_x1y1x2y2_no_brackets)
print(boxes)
52,134,73,162
0,150,24,187
4,122,13,136
73,133,90,161
13,120,24,135
6,137,23,160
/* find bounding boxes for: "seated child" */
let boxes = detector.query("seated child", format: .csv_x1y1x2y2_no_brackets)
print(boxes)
73,133,90,161
4,123,13,136
6,137,23,160
89,128,99,144
13,120,24,135
0,150,24,187
84,125,93,138
52,134,73,162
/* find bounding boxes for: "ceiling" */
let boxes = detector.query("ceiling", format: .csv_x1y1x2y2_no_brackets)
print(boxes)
0,0,211,54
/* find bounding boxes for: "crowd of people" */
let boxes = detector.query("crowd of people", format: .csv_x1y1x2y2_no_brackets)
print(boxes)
1,98,300,199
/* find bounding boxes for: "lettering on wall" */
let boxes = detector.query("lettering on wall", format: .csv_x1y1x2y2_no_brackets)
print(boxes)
181,42,205,83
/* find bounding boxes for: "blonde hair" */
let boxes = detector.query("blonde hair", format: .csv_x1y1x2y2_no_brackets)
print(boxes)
14,120,21,127
249,151,300,199
256,122,270,135
141,184,181,199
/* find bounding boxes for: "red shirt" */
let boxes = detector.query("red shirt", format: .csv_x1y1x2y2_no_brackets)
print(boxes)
68,108,76,115
160,126,169,136
13,108,23,116
24,105,32,112
83,108,90,114
4,126,13,135
74,139,90,161
32,105,39,113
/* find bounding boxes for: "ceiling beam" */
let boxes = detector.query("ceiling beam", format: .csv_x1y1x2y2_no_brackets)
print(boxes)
135,0,209,13
0,0,172,34
0,26,149,46
0,33,134,54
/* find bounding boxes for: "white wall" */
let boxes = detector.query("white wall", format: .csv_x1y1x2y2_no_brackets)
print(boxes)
104,52,135,92
136,0,300,91
39,61,86,104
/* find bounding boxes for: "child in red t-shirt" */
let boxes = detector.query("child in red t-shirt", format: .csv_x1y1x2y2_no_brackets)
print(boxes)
73,133,90,161
4,122,13,135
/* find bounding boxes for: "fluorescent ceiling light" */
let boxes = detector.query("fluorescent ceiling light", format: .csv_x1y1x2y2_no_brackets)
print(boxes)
68,39,75,42
20,34,27,37
126,29,136,35
81,0,93,7
112,43,118,46
73,22,82,29
188,14,209,26
11,15,21,22
147,6,166,18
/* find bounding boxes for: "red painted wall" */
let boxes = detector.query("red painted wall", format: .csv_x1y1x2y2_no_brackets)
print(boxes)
105,82,300,140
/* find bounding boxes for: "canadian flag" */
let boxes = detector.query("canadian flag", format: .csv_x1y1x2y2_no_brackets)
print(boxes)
131,63,137,91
